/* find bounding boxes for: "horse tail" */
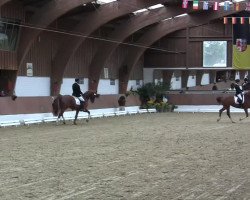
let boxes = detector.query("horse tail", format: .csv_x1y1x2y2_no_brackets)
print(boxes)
52,94,62,116
216,96,222,104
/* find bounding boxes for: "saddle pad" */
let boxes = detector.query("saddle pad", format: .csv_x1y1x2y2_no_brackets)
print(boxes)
73,96,81,105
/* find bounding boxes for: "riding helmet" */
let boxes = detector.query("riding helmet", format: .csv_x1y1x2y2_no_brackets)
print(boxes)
235,79,240,83
75,78,79,82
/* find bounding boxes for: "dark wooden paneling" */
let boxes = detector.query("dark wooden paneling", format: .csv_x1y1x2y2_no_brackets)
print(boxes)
1,1,25,20
145,21,232,68
0,1,24,71
0,50,17,69
188,42,202,67
65,38,97,78
18,31,53,76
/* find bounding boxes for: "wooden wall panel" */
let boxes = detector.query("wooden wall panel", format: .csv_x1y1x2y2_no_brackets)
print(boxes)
0,50,17,69
145,21,232,68
64,38,101,78
189,20,225,37
0,1,24,71
188,42,202,67
0,1,25,20
18,32,53,76
130,56,143,80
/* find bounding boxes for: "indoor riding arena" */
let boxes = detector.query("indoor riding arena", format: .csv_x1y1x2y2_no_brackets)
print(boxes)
1,0,250,199
1,112,250,200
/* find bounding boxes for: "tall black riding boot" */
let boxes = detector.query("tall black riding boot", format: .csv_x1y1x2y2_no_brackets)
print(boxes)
80,101,84,110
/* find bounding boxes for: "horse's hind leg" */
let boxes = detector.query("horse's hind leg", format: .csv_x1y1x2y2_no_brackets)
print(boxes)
240,107,248,121
217,107,226,122
74,110,80,125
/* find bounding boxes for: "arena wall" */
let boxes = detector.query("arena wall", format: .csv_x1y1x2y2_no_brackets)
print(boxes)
0,93,232,115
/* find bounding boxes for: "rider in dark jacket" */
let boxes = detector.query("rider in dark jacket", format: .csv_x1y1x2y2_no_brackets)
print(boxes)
72,78,84,108
242,77,249,90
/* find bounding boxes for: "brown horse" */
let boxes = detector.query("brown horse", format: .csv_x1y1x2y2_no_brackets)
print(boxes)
52,90,100,125
216,91,250,123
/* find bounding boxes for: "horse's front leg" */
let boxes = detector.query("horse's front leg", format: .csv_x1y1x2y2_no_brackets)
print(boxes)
240,107,248,121
226,107,235,123
84,109,90,122
74,110,80,125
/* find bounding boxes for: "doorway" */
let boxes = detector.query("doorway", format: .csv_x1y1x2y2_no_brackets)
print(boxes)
0,70,16,96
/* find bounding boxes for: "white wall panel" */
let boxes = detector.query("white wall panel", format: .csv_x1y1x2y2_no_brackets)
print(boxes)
15,76,50,97
98,79,118,94
60,78,88,95
201,73,209,85
187,75,196,87
127,80,142,91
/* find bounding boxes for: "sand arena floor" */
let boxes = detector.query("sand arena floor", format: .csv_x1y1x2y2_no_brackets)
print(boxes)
0,112,250,200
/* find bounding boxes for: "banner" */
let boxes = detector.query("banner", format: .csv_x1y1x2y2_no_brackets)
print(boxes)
233,13,250,69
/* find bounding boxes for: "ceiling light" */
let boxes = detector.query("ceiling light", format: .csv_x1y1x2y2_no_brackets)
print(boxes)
96,0,117,4
148,4,164,10
133,8,148,15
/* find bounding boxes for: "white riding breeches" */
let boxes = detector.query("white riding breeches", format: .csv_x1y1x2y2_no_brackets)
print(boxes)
237,94,242,100
78,96,85,102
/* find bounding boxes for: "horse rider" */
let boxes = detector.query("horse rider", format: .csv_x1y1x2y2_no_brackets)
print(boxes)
234,79,244,106
72,78,85,109
242,77,249,89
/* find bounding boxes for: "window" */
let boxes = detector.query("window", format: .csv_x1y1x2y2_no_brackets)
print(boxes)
203,41,227,67
0,18,20,51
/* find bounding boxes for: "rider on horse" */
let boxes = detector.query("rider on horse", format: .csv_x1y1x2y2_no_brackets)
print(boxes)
242,77,249,88
235,79,244,106
72,78,85,109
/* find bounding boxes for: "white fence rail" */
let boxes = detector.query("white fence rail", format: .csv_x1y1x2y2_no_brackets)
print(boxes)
0,106,157,128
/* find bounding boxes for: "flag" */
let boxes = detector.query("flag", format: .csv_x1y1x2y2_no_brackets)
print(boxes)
193,0,199,10
203,1,208,10
246,2,250,11
213,2,218,10
232,17,237,24
224,1,230,11
235,2,240,11
223,17,228,24
182,0,188,8
241,17,245,24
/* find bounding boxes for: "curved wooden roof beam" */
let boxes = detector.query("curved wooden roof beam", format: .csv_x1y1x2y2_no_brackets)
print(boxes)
0,0,11,7
88,6,188,90
119,8,245,93
18,0,93,67
51,0,168,95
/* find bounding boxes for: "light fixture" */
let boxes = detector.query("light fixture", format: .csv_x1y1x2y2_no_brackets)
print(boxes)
148,4,164,10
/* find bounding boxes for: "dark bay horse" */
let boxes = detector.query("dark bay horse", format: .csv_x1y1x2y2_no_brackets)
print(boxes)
216,91,250,123
52,90,100,125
